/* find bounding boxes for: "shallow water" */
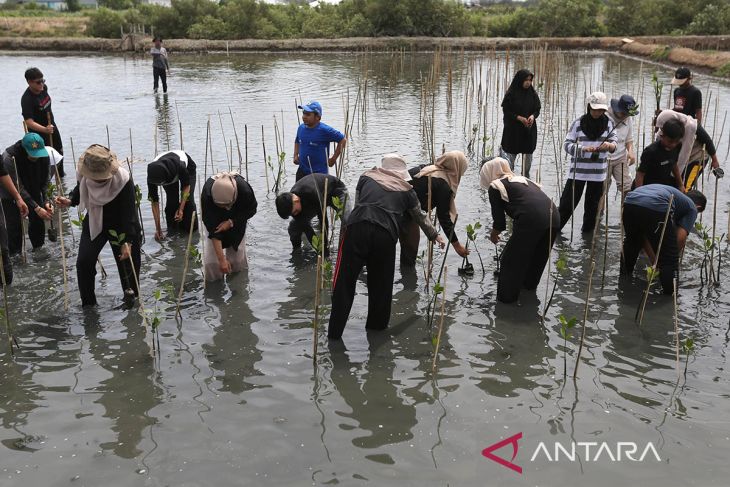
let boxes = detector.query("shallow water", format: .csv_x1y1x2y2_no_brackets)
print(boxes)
0,50,729,486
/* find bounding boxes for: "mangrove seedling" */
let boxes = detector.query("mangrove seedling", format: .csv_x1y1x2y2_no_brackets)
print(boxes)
558,314,577,378
459,221,485,277
681,337,696,379
695,222,720,285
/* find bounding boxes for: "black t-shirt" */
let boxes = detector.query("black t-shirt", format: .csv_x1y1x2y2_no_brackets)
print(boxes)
21,86,55,127
673,85,702,119
638,141,680,188
146,151,196,203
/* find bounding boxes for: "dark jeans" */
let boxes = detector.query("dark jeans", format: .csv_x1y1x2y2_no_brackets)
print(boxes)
621,203,678,294
76,218,141,306
558,178,604,232
162,179,198,233
328,222,396,339
498,224,558,303
2,199,45,254
153,67,167,93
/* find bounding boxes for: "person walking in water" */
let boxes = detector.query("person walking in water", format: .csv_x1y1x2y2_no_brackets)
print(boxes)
499,69,541,178
151,37,170,94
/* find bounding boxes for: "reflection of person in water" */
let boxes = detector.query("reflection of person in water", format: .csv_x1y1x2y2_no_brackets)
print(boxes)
328,334,417,451
469,302,557,397
86,312,163,459
202,285,263,395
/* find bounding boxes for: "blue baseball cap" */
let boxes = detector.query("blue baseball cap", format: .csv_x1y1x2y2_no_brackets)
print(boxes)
21,133,49,158
298,100,322,116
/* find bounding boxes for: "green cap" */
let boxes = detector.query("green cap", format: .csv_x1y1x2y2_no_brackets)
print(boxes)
22,133,48,158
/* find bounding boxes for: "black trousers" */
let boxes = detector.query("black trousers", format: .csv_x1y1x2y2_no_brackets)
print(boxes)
621,204,678,294
328,222,396,339
498,225,558,303
398,219,420,267
0,207,13,286
2,199,45,254
558,178,604,232
76,218,141,306
162,179,198,233
153,67,167,93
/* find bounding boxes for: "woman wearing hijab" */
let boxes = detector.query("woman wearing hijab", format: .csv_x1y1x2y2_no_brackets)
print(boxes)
200,172,257,281
400,150,469,266
328,154,446,340
499,69,541,179
558,92,617,233
480,157,559,303
55,145,141,307
147,150,198,241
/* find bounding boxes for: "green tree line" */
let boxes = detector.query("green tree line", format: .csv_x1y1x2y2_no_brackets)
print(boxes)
78,0,730,39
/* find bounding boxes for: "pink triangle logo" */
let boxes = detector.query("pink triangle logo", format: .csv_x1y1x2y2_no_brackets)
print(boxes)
482,432,523,474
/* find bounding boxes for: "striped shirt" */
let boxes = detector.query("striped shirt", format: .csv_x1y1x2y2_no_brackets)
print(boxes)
563,117,617,182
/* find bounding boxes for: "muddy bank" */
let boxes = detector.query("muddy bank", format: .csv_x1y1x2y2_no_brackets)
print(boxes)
1,35,729,76
620,40,730,75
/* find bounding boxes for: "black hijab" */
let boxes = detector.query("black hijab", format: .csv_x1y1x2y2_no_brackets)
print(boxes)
507,69,535,95
579,105,609,141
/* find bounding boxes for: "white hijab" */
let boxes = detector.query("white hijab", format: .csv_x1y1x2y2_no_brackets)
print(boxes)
79,166,131,240
479,157,530,202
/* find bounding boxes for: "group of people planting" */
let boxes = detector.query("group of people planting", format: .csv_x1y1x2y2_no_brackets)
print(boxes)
1,65,723,341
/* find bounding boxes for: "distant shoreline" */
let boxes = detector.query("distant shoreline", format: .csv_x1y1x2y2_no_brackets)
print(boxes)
1,35,728,77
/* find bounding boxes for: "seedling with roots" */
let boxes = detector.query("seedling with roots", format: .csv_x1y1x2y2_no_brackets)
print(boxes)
459,221,485,277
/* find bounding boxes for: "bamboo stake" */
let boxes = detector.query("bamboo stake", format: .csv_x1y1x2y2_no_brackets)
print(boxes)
541,200,554,322
126,158,145,243
54,164,69,311
0,204,17,355
204,118,210,180
262,125,270,192
710,175,719,285
312,178,329,363
244,124,249,181
431,267,447,372
636,194,674,326
175,211,197,319
125,242,155,353
198,176,206,289
229,108,243,174
426,175,433,287
106,125,111,150
673,277,680,376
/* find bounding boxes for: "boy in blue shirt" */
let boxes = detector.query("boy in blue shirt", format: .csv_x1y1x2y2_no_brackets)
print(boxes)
293,101,346,181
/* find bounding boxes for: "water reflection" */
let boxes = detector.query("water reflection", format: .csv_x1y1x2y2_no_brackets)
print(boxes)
202,281,264,395
86,310,162,459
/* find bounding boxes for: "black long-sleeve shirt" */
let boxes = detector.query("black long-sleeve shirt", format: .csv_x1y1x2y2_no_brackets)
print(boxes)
201,175,257,250
290,173,349,241
68,179,141,241
488,179,558,232
408,165,458,243
1,141,49,209
147,150,196,203
349,175,439,242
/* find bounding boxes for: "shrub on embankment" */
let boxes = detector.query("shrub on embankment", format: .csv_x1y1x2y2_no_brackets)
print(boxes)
78,0,729,40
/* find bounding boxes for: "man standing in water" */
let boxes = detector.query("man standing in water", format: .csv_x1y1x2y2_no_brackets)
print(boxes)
151,37,170,94
21,67,64,176
671,67,702,125
293,101,346,181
